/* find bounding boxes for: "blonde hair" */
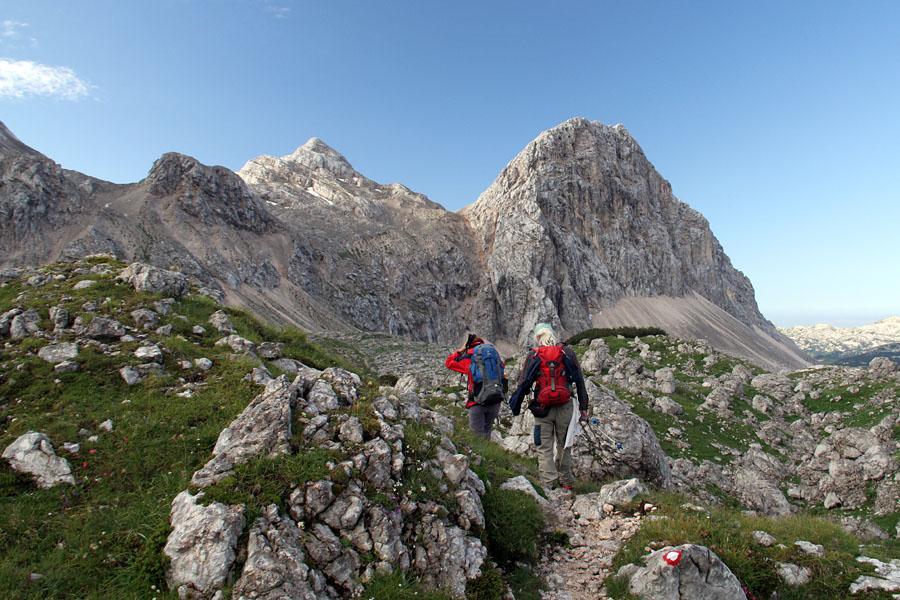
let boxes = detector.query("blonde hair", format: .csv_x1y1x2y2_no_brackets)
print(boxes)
534,323,558,347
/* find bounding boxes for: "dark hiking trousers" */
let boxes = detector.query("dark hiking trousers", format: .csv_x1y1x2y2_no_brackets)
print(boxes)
468,402,501,439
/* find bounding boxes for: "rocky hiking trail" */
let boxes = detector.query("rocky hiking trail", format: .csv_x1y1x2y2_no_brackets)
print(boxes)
534,488,643,600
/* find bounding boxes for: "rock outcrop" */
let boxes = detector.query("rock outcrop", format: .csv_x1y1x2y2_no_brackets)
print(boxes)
163,491,246,599
2,431,75,488
462,118,807,369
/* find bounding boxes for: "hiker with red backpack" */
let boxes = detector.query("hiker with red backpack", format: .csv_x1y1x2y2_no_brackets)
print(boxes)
445,333,507,439
509,323,588,492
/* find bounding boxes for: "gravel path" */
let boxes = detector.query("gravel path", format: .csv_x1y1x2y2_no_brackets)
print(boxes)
535,490,643,600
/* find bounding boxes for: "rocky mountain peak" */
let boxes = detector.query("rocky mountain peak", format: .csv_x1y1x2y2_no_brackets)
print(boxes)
285,137,356,179
145,152,204,196
144,152,276,234
0,120,44,158
460,118,807,368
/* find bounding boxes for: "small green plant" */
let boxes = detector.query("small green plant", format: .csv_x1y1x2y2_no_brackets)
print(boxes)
544,529,570,547
465,564,505,600
481,487,544,566
133,522,173,588
199,449,344,522
361,569,453,600
565,327,667,346
503,565,544,600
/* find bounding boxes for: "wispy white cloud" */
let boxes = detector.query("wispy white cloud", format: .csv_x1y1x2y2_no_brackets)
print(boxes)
0,59,92,100
2,20,38,48
260,1,291,19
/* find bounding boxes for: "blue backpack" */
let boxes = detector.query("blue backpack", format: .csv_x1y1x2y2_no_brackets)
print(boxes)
469,343,506,405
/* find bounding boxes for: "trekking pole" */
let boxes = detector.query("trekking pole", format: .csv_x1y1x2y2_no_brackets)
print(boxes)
588,418,623,450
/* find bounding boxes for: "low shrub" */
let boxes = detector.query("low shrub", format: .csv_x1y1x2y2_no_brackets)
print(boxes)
565,327,667,346
361,569,452,600
481,487,544,566
465,564,505,600
378,373,400,386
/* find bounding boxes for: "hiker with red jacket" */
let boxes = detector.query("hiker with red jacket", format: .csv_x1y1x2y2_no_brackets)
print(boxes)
509,323,588,491
445,333,506,439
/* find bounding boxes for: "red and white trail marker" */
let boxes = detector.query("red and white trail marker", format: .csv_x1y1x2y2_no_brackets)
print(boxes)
663,550,682,566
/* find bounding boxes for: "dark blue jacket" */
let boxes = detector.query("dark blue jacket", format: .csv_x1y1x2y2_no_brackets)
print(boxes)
509,344,588,416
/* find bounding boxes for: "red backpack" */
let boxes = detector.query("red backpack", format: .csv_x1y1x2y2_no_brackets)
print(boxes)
534,344,571,407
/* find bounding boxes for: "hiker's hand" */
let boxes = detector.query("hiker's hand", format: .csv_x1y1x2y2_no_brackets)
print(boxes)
580,410,588,421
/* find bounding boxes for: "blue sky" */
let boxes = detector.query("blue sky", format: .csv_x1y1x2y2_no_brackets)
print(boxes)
2,0,898,328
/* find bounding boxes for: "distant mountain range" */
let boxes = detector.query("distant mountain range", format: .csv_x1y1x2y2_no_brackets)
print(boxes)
0,118,810,370
779,316,900,365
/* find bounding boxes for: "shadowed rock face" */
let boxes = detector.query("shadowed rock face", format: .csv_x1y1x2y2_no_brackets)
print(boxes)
0,118,809,369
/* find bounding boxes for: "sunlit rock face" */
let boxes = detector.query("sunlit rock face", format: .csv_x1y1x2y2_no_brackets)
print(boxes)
462,118,807,368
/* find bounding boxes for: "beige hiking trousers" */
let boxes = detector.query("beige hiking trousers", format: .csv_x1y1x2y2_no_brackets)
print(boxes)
534,399,574,489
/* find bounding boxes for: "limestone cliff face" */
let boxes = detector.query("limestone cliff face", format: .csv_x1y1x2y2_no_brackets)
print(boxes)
461,118,807,368
463,118,757,342
0,141,87,266
0,119,809,369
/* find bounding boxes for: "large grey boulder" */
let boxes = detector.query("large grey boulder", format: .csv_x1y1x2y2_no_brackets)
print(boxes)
575,382,673,489
257,341,283,359
656,367,677,394
729,448,793,516
731,468,793,516
9,308,42,339
750,373,793,401
164,490,246,599
38,342,79,364
79,317,126,340
214,334,256,355
2,432,75,488
305,380,341,414
776,562,811,585
134,345,164,363
208,309,234,333
49,306,71,331
580,339,612,374
192,376,296,487
648,395,683,416
118,262,189,297
599,478,648,506
130,308,159,330
616,544,746,600
321,367,361,405
232,504,338,600
869,357,899,378
0,308,22,337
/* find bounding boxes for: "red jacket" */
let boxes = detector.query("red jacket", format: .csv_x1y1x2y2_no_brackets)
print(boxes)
446,344,505,408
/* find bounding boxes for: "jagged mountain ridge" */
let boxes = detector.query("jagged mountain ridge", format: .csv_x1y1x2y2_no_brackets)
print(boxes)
781,316,900,362
0,118,808,369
